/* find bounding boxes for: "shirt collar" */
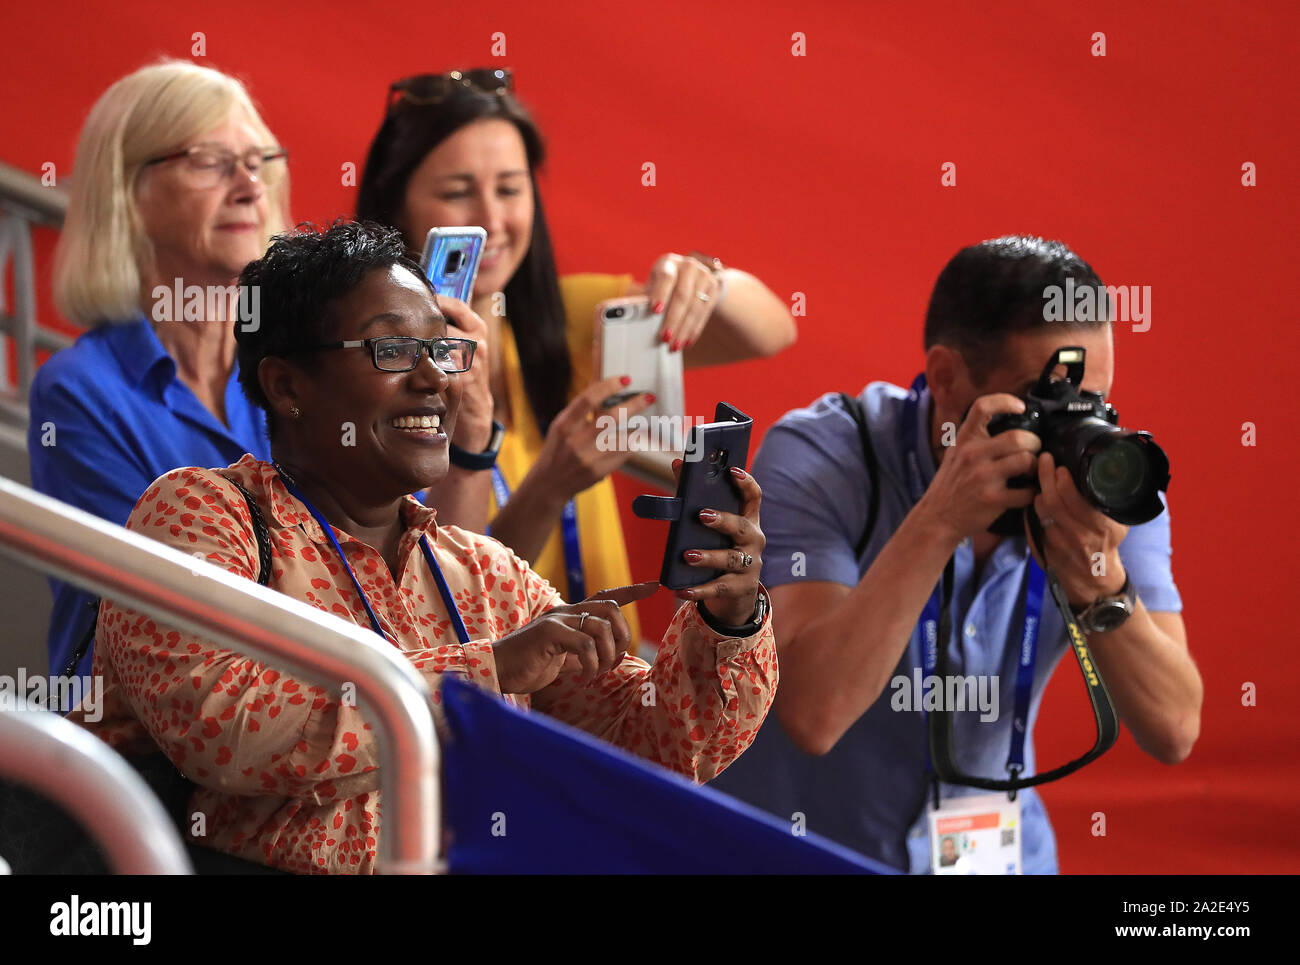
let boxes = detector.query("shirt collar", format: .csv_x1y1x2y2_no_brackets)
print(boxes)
105,316,176,390
895,377,938,496
249,458,440,548
914,383,938,486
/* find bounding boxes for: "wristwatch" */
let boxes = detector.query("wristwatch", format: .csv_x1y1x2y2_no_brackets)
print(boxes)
448,420,505,471
1073,572,1136,634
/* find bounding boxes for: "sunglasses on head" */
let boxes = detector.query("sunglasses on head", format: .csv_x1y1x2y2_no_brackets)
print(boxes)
386,68,514,112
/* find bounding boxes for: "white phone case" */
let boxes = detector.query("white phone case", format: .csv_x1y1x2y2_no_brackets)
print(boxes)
594,296,686,425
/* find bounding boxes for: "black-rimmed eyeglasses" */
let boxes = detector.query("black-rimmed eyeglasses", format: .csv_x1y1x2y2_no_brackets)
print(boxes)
304,336,477,373
387,69,514,112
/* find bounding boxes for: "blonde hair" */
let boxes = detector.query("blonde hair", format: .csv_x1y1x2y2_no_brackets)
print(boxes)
53,60,289,326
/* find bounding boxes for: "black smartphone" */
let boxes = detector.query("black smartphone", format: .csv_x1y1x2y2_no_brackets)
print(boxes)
646,402,753,590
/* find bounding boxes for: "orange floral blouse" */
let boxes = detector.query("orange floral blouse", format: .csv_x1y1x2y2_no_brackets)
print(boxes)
68,455,777,874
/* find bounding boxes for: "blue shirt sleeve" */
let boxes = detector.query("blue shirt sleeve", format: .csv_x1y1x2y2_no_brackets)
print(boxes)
28,365,156,677
28,365,154,530
752,400,870,590
1116,493,1182,613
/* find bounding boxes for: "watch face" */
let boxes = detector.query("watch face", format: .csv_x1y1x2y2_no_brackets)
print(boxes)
1089,601,1130,633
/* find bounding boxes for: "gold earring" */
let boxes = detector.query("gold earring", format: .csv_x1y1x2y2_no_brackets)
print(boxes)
289,405,301,418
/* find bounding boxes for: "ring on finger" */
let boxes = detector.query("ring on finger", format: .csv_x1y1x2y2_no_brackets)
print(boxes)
740,552,753,569
695,290,711,303
578,612,589,632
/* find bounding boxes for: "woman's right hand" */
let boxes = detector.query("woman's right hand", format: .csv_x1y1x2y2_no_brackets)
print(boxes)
492,582,660,694
521,375,655,507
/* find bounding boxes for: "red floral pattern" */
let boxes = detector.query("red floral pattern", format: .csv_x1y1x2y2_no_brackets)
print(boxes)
69,455,777,874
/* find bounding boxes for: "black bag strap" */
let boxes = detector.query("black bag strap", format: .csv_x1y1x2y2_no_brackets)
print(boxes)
838,393,881,559
60,475,271,679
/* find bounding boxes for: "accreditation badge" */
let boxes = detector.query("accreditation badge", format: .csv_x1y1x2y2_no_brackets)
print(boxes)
928,793,1022,875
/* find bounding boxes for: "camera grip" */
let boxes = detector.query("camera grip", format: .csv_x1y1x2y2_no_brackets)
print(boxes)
987,411,1030,436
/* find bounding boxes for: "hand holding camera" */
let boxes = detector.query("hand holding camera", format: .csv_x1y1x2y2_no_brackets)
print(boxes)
916,393,1043,544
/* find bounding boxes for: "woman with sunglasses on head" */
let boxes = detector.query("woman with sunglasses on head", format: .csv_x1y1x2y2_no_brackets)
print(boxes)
357,69,796,641
68,220,777,874
26,60,294,681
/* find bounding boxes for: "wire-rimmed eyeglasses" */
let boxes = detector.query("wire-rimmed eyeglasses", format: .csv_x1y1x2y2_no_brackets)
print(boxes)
141,143,289,188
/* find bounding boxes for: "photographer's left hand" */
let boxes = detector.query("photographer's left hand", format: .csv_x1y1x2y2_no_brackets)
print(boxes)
1025,452,1129,607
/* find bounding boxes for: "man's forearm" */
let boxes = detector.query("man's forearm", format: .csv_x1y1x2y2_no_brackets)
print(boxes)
1084,602,1202,764
776,503,962,753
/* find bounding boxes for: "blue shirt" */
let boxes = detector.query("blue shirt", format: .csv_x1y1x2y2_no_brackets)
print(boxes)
708,381,1182,874
27,318,271,678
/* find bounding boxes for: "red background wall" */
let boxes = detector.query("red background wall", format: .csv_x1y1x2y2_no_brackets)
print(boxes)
2,0,1296,873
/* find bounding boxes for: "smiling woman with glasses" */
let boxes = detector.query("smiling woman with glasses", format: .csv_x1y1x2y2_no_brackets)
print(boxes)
65,220,779,875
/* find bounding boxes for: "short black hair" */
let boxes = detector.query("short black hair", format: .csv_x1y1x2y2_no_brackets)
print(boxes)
235,219,435,436
923,235,1109,383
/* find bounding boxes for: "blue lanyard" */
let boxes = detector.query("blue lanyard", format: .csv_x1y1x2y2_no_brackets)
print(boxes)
899,374,1044,779
490,466,586,601
274,465,471,646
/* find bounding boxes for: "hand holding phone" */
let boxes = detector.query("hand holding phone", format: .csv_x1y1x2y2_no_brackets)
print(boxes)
632,403,763,617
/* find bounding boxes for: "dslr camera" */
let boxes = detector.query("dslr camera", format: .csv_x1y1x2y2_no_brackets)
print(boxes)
986,346,1170,535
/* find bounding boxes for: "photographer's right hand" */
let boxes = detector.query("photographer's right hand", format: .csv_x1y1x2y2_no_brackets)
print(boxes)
523,374,654,507
491,582,659,694
916,393,1042,542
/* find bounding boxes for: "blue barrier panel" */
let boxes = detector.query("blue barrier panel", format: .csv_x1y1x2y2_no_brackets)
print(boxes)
440,678,894,874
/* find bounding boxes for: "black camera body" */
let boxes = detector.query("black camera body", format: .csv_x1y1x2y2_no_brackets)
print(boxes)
986,346,1170,535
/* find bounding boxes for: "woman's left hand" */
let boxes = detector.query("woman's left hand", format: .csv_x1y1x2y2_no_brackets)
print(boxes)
645,253,723,353
675,463,766,627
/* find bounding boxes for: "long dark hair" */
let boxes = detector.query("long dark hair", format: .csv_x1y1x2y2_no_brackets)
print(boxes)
356,81,572,432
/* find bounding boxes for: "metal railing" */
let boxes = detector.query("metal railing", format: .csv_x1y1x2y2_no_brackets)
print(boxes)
0,160,72,403
0,475,441,874
0,703,194,874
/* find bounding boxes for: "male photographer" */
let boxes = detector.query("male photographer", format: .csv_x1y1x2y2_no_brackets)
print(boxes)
709,236,1202,874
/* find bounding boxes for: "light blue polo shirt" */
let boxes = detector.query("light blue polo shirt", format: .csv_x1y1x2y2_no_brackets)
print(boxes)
708,380,1182,874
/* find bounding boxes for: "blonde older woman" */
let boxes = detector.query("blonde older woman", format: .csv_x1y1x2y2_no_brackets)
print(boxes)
28,60,289,679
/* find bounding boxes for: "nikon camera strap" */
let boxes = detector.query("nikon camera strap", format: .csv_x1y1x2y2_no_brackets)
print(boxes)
928,509,1121,792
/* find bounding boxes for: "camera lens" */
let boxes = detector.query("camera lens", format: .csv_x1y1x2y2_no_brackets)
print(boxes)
1087,438,1148,506
1049,419,1170,525
445,251,464,274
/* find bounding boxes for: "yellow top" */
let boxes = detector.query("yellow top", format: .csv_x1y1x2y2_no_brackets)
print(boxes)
492,273,641,641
